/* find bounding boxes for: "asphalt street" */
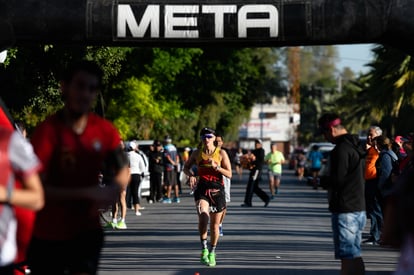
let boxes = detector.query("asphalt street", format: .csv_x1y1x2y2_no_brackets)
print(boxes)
98,167,400,275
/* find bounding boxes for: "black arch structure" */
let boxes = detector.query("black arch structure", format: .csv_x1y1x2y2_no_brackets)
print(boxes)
0,0,413,53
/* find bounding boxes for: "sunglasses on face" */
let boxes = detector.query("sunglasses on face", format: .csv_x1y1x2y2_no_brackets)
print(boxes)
201,134,215,140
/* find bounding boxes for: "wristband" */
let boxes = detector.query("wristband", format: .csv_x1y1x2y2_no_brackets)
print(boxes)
215,165,221,171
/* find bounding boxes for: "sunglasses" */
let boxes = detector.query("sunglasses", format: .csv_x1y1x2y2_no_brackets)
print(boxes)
201,134,215,139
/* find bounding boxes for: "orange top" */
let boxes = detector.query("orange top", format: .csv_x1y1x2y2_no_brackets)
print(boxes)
365,146,379,180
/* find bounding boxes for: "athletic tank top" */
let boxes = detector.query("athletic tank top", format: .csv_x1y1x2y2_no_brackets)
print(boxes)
196,147,223,185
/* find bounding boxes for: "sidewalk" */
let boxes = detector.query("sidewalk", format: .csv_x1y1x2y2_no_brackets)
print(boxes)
99,168,399,275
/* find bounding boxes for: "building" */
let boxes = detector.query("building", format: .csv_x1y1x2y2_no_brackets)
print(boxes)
238,97,300,156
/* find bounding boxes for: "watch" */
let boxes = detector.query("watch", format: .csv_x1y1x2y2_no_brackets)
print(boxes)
215,165,221,171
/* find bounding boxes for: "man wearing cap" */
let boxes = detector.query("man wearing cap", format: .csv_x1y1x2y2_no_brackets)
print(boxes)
241,139,270,207
162,135,180,203
318,113,366,275
394,135,408,160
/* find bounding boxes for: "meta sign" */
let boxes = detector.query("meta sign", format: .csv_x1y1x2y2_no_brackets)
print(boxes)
113,1,309,42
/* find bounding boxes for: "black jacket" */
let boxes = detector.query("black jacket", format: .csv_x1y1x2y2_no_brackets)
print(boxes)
328,134,366,213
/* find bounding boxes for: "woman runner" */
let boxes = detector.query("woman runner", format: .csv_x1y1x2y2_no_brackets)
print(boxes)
183,127,232,267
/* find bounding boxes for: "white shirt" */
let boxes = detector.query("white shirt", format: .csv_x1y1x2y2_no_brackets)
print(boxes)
128,151,146,175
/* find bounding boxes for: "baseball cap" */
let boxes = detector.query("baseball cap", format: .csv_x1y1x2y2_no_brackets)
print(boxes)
395,135,408,143
184,147,191,151
255,139,262,144
164,135,172,143
153,140,162,146
129,141,137,150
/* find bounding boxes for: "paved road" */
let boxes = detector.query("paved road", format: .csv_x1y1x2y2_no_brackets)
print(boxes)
99,168,400,275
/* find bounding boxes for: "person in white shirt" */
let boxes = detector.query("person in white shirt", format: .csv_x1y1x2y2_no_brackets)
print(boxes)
127,141,146,216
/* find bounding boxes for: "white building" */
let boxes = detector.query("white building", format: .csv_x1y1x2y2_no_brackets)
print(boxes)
238,97,300,155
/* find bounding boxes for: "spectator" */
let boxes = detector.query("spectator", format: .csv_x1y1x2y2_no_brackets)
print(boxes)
234,147,244,180
27,60,130,275
318,113,366,275
0,126,44,275
128,141,146,217
363,126,383,245
162,136,180,203
148,140,164,203
241,139,270,208
375,136,399,214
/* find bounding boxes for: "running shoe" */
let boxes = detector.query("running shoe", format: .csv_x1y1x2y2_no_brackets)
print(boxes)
135,211,142,216
172,197,180,203
116,220,127,229
219,224,223,236
208,252,216,267
200,248,209,265
104,222,116,229
162,198,172,204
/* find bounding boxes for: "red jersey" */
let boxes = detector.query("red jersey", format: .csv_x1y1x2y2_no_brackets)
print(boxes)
30,111,121,240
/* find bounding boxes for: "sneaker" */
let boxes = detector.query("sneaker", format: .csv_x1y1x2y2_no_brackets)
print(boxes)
149,200,154,204
135,211,142,216
208,252,216,267
104,222,116,229
219,225,223,236
162,198,172,204
270,195,275,200
362,237,378,245
172,197,180,203
240,203,252,207
264,199,270,207
116,220,127,229
200,248,209,265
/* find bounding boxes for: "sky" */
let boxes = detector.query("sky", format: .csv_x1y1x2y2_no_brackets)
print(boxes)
336,43,375,74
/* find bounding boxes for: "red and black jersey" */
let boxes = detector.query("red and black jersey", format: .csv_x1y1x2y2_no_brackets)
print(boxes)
31,111,121,240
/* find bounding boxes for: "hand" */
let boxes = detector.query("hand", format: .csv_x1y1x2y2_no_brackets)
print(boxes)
189,176,198,189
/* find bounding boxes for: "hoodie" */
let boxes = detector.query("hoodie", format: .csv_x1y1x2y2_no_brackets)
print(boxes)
328,134,366,213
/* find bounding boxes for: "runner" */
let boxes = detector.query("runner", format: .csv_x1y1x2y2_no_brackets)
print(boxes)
27,60,130,275
264,142,285,198
215,134,231,236
183,127,232,267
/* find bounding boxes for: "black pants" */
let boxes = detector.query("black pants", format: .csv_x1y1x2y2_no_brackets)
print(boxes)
150,172,163,201
244,169,269,206
129,174,142,205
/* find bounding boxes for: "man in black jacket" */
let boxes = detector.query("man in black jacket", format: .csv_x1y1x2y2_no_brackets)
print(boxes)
241,139,270,207
318,113,366,275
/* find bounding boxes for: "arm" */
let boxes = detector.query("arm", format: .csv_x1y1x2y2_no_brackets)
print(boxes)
3,131,44,210
217,149,232,178
183,150,198,189
0,173,44,211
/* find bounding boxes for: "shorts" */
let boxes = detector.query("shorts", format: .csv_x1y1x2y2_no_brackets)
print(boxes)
194,180,226,213
27,229,104,275
223,176,231,202
268,171,281,181
164,170,177,186
311,168,321,172
331,211,366,259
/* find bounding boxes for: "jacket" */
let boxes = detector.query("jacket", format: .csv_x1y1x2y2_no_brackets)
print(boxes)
328,134,366,213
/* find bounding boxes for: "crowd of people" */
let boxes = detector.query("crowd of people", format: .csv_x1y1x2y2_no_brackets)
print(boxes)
1,60,413,274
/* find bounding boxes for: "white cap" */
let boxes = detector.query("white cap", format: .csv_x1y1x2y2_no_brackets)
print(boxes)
129,141,137,150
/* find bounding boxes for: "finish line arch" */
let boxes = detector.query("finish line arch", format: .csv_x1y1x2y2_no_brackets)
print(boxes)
0,0,413,53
